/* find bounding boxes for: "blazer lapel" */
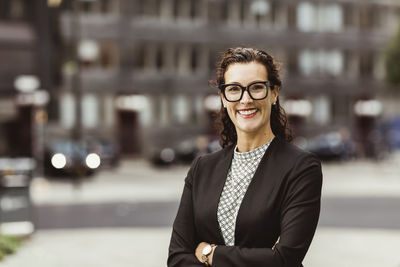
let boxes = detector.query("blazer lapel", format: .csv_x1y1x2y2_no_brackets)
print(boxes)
234,137,281,245
209,144,235,244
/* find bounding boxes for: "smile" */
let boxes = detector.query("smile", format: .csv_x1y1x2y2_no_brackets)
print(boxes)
237,108,258,117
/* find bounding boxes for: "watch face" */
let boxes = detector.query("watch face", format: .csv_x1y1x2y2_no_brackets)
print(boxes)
202,245,212,255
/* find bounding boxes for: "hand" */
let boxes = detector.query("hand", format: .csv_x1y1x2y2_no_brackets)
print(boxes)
195,242,208,263
195,242,216,265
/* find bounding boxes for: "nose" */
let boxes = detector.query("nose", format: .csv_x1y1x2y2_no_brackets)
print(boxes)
240,90,253,104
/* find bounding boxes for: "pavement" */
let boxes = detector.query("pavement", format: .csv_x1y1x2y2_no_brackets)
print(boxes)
1,153,400,267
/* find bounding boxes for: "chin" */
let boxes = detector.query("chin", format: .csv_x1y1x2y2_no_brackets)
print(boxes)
237,122,262,133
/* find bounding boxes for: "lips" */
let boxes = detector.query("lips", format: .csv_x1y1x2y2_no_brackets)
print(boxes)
237,108,258,118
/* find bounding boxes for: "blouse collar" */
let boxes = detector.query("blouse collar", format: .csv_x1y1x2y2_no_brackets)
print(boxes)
233,138,274,161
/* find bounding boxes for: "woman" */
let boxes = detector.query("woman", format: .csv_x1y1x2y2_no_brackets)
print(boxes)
168,47,322,267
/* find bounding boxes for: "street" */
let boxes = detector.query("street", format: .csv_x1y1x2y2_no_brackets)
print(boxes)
1,156,400,267
31,197,400,229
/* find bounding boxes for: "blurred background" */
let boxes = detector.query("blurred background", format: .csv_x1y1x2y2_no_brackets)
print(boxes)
0,0,400,266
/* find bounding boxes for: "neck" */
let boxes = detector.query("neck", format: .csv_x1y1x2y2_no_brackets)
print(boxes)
236,128,275,152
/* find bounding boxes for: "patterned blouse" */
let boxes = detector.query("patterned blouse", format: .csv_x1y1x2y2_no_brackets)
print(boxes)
217,139,273,246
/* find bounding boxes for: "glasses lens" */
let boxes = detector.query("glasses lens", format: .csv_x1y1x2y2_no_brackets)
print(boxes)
224,85,242,101
249,82,267,99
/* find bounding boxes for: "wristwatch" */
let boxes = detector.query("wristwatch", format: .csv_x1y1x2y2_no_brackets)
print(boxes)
201,244,216,266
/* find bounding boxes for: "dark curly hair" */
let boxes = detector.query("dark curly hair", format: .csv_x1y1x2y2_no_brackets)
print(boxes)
212,47,293,148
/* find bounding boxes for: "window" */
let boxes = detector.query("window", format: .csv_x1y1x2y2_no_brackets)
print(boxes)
172,94,190,124
312,95,330,125
60,93,75,129
155,46,163,70
177,45,191,74
82,94,99,128
99,41,119,69
9,0,25,19
142,0,160,17
191,47,198,72
332,95,351,124
160,0,174,21
319,4,343,32
380,6,400,34
0,0,27,20
250,0,272,28
298,50,315,76
79,0,120,14
133,43,177,73
359,52,373,78
299,50,343,76
297,2,343,32
162,44,176,72
103,94,115,127
189,0,198,19
136,44,146,69
226,0,241,26
78,40,119,70
115,94,151,126
324,50,343,76
297,2,315,32
143,43,158,71
174,0,196,20
197,46,209,72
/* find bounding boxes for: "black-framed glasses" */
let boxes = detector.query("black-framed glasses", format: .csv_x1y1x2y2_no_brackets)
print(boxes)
219,81,273,102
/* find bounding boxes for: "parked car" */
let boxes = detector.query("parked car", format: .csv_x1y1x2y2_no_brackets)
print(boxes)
86,139,120,168
385,118,400,151
150,136,222,166
303,131,355,161
150,147,176,166
44,140,101,177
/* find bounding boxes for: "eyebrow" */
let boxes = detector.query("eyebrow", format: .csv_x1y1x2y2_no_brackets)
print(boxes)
225,80,266,85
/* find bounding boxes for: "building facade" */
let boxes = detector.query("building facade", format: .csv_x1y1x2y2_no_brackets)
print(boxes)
55,0,400,156
0,0,59,157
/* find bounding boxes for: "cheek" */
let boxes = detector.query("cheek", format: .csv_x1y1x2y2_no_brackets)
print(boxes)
226,105,238,121
227,107,236,119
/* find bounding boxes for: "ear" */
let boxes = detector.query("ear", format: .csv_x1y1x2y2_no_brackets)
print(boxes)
219,91,227,108
271,85,280,103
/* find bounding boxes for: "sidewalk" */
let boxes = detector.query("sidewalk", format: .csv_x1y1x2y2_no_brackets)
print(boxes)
31,154,400,206
30,159,188,205
2,227,400,267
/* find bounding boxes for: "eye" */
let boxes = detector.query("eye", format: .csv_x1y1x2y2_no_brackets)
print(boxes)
226,85,241,92
250,83,266,91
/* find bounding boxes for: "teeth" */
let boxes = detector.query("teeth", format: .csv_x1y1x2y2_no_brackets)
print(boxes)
238,109,257,115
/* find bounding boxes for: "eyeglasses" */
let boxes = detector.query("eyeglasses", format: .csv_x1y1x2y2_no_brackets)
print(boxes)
219,81,273,102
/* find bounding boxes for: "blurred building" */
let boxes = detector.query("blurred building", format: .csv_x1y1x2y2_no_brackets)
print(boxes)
0,0,59,157
53,0,400,156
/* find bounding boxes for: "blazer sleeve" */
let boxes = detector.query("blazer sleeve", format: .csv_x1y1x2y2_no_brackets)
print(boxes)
168,156,204,267
212,153,323,267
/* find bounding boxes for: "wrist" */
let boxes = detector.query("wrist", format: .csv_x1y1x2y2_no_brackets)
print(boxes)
208,245,217,265
201,243,217,266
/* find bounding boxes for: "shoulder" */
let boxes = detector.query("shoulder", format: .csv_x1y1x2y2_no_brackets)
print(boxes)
186,143,233,170
275,137,319,161
268,137,322,180
186,144,234,182
197,144,234,164
273,138,322,190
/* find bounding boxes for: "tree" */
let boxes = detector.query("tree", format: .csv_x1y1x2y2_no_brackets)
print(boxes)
385,27,400,88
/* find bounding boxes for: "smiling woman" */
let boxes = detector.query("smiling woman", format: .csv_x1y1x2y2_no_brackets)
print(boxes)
215,48,292,149
220,62,278,151
168,47,323,267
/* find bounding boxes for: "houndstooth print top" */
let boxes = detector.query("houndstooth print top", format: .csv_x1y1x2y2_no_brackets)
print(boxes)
217,139,273,246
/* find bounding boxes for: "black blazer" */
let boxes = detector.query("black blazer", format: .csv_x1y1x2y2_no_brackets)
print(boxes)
168,137,323,267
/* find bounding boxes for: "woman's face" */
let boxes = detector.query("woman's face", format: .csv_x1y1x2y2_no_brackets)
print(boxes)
220,61,278,137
